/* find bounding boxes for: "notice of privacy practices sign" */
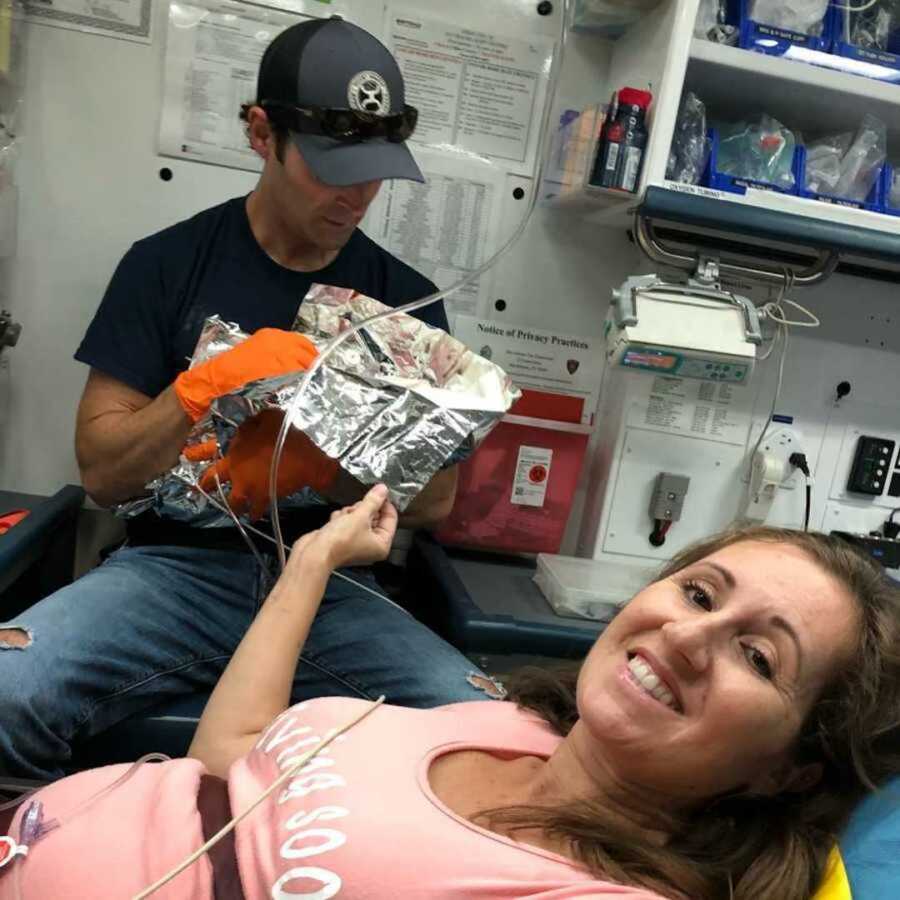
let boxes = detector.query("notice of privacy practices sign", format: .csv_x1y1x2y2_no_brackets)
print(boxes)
454,315,603,424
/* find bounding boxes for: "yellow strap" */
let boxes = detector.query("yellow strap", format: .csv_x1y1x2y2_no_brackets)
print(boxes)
811,847,852,900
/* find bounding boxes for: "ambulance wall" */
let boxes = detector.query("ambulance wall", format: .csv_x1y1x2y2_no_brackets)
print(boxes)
569,272,900,567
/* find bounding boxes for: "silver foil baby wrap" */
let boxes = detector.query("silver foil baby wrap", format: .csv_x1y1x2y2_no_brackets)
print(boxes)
116,285,520,524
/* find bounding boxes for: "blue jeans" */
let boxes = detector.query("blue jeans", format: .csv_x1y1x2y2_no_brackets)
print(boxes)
0,545,493,779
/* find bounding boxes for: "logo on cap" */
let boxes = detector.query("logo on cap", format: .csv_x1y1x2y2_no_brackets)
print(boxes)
348,71,390,116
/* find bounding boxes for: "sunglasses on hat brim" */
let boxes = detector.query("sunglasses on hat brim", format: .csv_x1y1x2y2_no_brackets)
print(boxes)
261,100,418,144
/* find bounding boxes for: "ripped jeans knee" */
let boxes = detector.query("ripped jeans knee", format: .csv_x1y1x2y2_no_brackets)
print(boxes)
0,627,33,650
467,672,507,700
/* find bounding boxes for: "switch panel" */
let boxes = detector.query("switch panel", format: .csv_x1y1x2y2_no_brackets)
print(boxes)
649,473,690,522
847,436,895,496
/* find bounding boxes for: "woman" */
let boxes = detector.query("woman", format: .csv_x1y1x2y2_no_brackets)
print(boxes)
1,484,898,899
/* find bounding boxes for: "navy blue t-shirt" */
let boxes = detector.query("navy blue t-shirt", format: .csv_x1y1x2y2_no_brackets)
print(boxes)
75,196,445,548
76,195,445,397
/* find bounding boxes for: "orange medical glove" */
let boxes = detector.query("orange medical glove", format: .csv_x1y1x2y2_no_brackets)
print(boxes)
174,329,318,422
184,409,340,521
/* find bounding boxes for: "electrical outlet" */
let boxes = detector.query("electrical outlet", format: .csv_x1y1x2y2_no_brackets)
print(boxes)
768,427,804,491
740,425,808,524
745,425,805,491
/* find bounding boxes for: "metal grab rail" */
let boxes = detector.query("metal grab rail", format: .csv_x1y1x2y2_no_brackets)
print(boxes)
634,212,839,288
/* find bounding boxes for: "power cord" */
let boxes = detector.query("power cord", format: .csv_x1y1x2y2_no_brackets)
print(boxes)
789,452,813,532
883,508,900,540
746,271,820,529
759,297,820,329
745,269,796,481
746,322,789,478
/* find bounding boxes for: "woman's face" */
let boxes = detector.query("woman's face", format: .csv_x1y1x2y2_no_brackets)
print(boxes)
576,541,859,804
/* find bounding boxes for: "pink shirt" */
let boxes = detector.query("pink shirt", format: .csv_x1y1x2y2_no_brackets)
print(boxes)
230,698,668,899
1,755,211,899
1,700,668,899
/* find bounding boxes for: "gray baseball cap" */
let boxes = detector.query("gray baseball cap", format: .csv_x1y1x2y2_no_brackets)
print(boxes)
256,16,424,187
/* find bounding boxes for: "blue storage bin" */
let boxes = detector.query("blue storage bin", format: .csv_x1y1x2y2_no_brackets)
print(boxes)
702,128,801,196
797,146,885,213
884,164,900,217
739,0,835,56
831,2,900,77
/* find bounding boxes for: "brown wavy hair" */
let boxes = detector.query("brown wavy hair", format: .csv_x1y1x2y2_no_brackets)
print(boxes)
482,527,900,900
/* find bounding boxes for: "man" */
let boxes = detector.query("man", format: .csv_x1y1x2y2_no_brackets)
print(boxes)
0,17,493,781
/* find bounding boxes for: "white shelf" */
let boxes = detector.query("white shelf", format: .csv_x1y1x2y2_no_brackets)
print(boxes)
653,178,900,239
549,169,900,240
548,157,900,238
550,31,900,253
687,40,900,146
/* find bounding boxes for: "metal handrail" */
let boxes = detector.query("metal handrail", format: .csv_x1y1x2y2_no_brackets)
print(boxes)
633,212,840,288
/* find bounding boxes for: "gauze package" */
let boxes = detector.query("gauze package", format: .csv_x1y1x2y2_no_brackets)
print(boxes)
117,285,520,524
749,0,830,35
845,1,900,51
805,115,886,203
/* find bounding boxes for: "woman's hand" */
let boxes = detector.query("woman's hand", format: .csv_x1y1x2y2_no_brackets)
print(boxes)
289,484,398,572
191,484,395,776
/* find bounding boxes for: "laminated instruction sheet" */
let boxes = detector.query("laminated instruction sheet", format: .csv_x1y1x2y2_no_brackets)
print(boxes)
24,0,152,42
386,4,552,175
363,152,504,319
